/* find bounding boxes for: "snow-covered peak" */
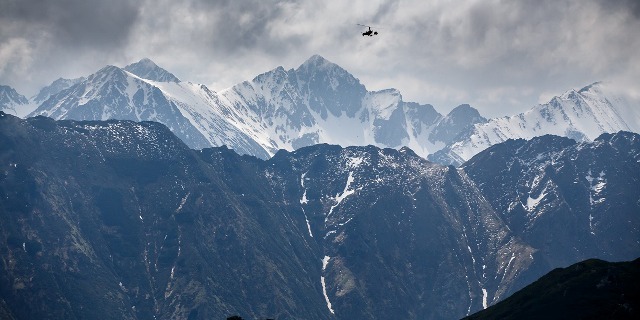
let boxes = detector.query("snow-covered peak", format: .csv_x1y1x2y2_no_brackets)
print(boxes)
124,58,180,83
298,54,334,70
250,66,296,97
295,55,366,118
91,65,128,82
429,104,487,146
446,104,484,121
27,54,635,168
429,81,639,166
296,55,361,88
0,85,33,117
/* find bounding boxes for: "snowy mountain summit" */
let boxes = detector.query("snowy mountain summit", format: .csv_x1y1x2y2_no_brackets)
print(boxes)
124,58,180,83
218,54,453,157
26,55,468,159
0,85,31,117
14,55,640,163
429,82,640,165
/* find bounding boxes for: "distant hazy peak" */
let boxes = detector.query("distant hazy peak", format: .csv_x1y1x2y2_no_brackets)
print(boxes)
0,85,28,105
32,77,85,104
447,104,484,119
300,54,331,68
296,54,352,77
124,58,180,83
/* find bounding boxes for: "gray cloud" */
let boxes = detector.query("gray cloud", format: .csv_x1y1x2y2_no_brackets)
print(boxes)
0,0,140,48
0,0,140,93
0,0,638,117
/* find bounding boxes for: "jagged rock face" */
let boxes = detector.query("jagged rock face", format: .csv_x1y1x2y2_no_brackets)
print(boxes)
462,133,640,289
1,113,638,319
267,144,527,319
218,55,446,157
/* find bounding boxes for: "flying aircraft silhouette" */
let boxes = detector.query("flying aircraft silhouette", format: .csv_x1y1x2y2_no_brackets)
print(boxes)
358,24,379,37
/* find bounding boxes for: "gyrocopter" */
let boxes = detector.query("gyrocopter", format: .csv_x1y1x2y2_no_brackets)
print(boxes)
357,24,379,37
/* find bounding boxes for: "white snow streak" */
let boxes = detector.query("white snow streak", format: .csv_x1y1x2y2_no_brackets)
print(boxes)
327,172,356,220
176,192,190,213
321,256,335,314
300,172,313,237
482,288,488,309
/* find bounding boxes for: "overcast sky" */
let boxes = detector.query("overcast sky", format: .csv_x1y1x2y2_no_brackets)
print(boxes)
1,0,638,117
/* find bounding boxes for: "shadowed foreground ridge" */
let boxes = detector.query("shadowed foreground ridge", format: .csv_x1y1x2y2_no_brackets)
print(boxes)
464,258,640,320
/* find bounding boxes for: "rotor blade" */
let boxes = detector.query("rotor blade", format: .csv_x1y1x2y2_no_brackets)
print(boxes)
356,23,371,27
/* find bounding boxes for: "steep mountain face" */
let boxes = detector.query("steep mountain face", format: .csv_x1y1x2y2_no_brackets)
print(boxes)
1,113,638,319
0,112,325,319
465,258,640,320
463,133,640,257
461,132,640,304
267,144,533,319
0,85,32,118
430,82,640,166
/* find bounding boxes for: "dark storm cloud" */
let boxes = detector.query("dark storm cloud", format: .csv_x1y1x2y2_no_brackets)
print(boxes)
0,0,140,49
596,0,640,18
369,0,399,25
135,0,299,57
0,0,144,97
188,0,284,53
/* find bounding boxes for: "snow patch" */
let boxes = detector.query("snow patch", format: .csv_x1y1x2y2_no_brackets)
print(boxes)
300,172,309,205
346,156,365,168
526,188,546,211
586,170,607,206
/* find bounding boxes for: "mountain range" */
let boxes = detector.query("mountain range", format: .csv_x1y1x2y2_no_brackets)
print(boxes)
1,112,638,319
2,55,637,164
